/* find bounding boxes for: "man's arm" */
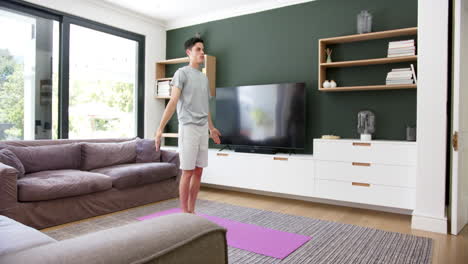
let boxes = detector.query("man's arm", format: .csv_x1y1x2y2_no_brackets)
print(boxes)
208,112,215,131
208,112,221,144
155,87,182,149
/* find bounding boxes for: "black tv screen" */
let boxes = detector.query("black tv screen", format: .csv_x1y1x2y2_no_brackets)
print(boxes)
216,83,305,150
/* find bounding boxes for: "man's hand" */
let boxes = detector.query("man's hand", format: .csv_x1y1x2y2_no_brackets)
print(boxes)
209,127,221,144
155,129,163,150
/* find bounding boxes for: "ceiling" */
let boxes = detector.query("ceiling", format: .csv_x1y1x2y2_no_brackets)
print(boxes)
97,0,316,29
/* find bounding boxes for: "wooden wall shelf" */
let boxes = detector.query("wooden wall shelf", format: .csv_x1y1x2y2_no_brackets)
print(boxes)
318,27,417,92
320,27,417,44
319,84,416,92
162,133,178,138
156,77,173,81
157,57,190,64
320,55,417,68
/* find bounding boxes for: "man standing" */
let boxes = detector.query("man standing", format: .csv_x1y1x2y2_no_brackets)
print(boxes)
155,37,221,214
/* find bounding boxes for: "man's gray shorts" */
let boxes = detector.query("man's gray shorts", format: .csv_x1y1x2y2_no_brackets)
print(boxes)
178,123,209,170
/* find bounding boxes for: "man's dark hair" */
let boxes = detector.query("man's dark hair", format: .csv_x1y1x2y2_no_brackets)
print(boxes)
184,37,204,51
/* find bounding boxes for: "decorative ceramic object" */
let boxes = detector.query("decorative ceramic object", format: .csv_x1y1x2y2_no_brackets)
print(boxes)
322,80,331,88
357,10,372,34
406,125,416,141
325,48,333,63
357,110,375,141
330,80,337,88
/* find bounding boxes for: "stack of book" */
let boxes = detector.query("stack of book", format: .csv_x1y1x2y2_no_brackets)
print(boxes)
386,65,417,85
157,81,171,97
387,39,415,57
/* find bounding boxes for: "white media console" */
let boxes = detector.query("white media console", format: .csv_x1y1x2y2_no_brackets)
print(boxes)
201,138,417,212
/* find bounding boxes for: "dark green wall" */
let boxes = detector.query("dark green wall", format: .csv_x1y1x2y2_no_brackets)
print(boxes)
165,0,417,153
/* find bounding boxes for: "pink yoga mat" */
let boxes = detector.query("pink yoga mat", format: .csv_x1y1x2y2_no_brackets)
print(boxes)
137,208,311,259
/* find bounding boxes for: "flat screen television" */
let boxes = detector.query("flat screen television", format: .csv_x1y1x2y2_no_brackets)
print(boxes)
215,82,305,153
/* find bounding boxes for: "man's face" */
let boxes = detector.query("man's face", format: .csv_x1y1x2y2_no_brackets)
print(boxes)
186,42,205,64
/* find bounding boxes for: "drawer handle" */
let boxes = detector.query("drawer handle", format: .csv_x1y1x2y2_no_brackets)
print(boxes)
217,153,229,157
352,142,371,147
273,157,288,161
352,182,370,187
352,162,371,167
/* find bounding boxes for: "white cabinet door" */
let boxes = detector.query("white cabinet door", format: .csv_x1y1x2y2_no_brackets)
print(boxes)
268,157,315,197
203,151,315,197
203,152,226,185
203,152,266,190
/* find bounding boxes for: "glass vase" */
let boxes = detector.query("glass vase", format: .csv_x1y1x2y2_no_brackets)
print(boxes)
357,10,372,34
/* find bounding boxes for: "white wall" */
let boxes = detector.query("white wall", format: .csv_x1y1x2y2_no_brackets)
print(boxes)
412,0,449,234
25,0,167,139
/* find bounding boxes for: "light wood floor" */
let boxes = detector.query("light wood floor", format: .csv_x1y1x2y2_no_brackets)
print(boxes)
198,186,468,264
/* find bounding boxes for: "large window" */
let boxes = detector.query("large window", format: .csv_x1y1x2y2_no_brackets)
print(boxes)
69,25,138,139
0,7,59,140
0,1,144,140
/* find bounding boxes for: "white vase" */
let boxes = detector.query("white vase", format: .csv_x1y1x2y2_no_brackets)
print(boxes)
330,80,337,88
322,80,331,88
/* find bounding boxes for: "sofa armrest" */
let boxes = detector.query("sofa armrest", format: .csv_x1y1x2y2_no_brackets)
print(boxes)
160,149,181,181
1,213,228,264
0,162,18,211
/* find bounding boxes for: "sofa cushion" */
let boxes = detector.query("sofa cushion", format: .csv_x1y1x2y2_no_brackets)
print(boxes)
18,170,112,202
136,138,161,163
7,144,81,173
91,163,177,190
81,140,137,171
0,215,56,256
0,148,25,178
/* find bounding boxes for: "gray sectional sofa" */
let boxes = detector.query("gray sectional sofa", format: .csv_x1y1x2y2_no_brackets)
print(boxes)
0,213,228,264
0,138,181,229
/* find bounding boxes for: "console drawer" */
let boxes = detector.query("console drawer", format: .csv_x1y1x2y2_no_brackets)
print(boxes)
314,140,416,165
316,179,415,209
316,160,416,188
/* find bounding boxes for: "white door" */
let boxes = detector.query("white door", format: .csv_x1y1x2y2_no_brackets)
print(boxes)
451,0,468,235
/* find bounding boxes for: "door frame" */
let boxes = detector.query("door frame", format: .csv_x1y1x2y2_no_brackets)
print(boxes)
449,0,468,235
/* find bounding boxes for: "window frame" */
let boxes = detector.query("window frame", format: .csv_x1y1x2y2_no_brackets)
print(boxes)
0,0,145,139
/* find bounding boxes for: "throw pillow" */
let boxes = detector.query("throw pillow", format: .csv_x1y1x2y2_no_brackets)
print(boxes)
81,139,137,170
8,143,81,174
136,138,161,163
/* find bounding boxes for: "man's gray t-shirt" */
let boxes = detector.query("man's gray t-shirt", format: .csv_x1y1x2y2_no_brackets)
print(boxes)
170,66,210,126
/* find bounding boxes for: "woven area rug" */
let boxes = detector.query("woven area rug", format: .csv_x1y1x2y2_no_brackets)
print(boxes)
42,199,433,264
137,207,312,259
